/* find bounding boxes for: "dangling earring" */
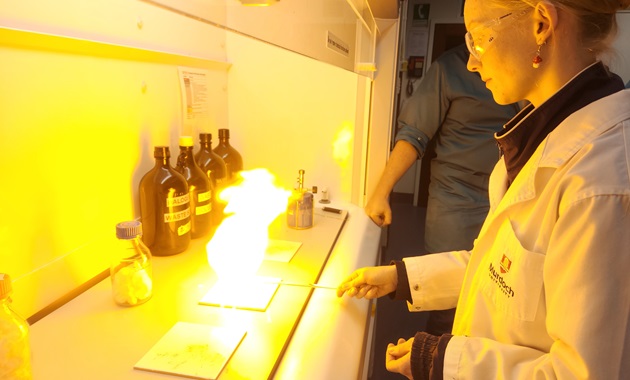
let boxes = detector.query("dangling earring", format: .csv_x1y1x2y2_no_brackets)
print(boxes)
532,42,545,69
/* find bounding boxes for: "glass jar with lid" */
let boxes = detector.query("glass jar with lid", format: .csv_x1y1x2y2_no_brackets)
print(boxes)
111,221,153,307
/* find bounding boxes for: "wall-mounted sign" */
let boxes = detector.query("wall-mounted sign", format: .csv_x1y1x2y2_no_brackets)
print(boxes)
412,3,430,27
326,31,350,57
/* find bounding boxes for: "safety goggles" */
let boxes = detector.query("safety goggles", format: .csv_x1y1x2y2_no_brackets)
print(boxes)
465,10,528,60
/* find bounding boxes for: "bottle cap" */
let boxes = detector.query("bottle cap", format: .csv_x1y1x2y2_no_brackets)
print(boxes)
179,136,194,147
116,220,143,239
199,133,212,143
154,146,170,159
218,129,230,139
0,273,12,298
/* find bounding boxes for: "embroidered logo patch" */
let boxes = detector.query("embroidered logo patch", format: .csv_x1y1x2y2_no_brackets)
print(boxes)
500,254,512,274
489,263,515,298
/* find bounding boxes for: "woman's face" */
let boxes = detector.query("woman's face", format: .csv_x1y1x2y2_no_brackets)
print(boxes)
464,0,537,105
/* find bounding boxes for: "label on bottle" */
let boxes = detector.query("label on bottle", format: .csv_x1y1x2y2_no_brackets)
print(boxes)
178,221,191,236
198,191,212,202
196,203,212,215
166,193,190,207
164,208,191,223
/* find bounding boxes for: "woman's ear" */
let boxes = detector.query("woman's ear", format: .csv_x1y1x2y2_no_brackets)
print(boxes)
532,1,558,44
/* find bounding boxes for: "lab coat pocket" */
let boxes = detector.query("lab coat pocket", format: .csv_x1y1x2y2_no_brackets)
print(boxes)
479,220,545,322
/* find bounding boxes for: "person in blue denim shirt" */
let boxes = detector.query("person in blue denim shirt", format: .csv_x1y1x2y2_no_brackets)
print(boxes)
365,43,519,335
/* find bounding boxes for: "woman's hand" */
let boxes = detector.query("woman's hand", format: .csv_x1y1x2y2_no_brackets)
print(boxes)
336,265,398,299
386,337,414,379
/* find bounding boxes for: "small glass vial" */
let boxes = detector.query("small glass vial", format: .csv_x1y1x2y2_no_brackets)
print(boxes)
111,221,153,307
0,273,33,380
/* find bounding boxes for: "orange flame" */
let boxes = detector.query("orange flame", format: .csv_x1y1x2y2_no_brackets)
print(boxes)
206,169,291,285
332,123,353,168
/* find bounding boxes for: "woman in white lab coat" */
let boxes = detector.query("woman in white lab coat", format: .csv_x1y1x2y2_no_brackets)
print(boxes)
338,0,630,378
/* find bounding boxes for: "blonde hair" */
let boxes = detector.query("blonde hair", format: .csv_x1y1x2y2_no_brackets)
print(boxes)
487,0,630,55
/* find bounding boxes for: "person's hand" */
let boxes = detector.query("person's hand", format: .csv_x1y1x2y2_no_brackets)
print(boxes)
336,265,397,298
365,195,392,227
385,337,414,379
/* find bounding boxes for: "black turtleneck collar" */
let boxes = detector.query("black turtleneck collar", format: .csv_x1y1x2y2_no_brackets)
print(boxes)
496,62,625,187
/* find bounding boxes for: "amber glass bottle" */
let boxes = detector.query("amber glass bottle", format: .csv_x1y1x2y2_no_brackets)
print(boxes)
195,133,227,189
176,136,213,239
139,146,191,256
195,133,227,229
213,129,243,183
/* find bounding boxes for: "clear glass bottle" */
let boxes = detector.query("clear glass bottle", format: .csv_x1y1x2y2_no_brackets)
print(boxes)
0,273,33,380
287,170,315,229
139,146,191,256
111,221,153,307
213,128,243,184
176,136,214,239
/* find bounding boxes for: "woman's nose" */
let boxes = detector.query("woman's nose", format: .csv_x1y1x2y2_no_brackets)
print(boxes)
467,54,480,73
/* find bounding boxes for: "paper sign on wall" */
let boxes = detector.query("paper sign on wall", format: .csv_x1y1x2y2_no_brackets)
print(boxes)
178,67,211,122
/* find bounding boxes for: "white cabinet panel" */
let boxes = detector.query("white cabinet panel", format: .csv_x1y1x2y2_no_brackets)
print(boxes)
141,0,377,74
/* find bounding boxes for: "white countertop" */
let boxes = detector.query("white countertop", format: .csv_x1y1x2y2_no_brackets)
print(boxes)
29,202,381,380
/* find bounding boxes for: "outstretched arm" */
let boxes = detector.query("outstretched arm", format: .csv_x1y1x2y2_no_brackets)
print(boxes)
336,264,398,299
365,140,419,226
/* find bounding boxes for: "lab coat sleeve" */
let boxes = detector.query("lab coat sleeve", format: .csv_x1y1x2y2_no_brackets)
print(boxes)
443,195,630,379
403,250,470,312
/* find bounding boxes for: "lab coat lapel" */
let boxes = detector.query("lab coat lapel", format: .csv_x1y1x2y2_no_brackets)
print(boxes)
489,146,543,220
486,89,630,227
